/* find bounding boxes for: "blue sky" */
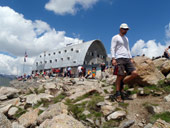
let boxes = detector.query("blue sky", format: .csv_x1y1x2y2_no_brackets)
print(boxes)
0,0,170,75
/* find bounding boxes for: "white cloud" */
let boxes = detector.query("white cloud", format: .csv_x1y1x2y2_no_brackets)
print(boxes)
131,23,170,58
165,22,170,39
45,0,98,15
0,6,82,57
0,54,35,75
131,39,166,58
0,6,83,75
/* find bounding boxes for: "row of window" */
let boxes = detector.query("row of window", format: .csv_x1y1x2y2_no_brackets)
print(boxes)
40,49,79,58
87,52,105,59
36,57,76,66
36,60,95,66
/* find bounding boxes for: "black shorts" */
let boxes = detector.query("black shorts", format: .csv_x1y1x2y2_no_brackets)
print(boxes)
113,58,136,76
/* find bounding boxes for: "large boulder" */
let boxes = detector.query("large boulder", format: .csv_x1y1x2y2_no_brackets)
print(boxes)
0,112,12,128
153,58,170,76
39,114,86,128
152,119,170,128
26,93,53,105
18,108,39,127
129,57,165,86
0,87,19,100
37,102,68,123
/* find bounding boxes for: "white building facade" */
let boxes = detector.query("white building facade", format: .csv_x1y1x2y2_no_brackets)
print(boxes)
32,40,107,72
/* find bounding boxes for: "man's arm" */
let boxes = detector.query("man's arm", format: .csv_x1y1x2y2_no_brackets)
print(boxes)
111,36,117,66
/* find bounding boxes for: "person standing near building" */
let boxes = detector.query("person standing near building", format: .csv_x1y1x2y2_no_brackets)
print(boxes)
110,23,138,102
164,46,170,59
100,62,106,81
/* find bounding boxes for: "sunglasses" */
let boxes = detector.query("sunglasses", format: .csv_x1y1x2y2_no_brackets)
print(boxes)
122,28,129,30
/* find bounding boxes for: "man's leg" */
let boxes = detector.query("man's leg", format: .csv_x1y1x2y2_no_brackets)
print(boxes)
114,75,124,102
123,70,138,84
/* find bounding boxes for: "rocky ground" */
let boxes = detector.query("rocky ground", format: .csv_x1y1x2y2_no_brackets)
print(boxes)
0,56,170,128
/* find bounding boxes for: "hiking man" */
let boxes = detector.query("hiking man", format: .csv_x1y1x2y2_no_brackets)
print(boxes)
110,23,138,102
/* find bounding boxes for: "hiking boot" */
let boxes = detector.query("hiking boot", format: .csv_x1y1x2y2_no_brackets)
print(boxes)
121,91,133,100
110,92,123,103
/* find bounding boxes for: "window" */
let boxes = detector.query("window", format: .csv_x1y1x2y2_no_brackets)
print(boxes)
76,50,79,53
53,52,56,55
97,54,100,57
64,50,67,53
40,55,42,58
58,51,61,54
61,58,63,61
67,57,70,60
73,61,76,63
91,52,94,56
48,53,51,56
36,62,38,66
71,48,73,51
40,61,42,64
44,54,46,57
55,59,57,62
50,60,52,63
44,61,47,64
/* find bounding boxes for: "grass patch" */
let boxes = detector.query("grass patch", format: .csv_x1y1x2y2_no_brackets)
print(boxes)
142,102,159,107
162,85,170,93
38,110,44,115
53,93,67,103
102,120,120,128
65,92,104,122
118,102,129,109
14,108,27,118
150,112,170,123
104,89,109,94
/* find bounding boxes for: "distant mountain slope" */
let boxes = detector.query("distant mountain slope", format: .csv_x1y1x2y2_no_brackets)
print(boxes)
0,74,16,86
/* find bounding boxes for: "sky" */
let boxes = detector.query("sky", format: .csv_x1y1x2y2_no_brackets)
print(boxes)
0,0,170,75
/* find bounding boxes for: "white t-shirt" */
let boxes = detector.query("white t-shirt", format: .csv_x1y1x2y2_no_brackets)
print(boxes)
111,34,132,59
78,66,82,73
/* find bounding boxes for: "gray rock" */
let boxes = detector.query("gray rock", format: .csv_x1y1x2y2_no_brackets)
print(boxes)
107,111,126,120
8,107,18,117
18,108,39,127
120,120,135,128
37,102,68,123
26,93,53,105
0,95,8,101
0,87,19,99
38,114,86,128
101,105,116,116
0,104,12,114
144,123,152,128
152,119,170,128
0,112,12,128
164,94,170,102
12,122,25,128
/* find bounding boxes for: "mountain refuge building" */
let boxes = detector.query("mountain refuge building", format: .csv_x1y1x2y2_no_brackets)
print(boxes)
32,40,107,75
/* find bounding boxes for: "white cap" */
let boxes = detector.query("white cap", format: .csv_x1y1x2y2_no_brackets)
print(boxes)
120,23,130,29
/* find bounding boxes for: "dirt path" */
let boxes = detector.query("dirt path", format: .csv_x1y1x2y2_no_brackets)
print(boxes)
123,95,170,128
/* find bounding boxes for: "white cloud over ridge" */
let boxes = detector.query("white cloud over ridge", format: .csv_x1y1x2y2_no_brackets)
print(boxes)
131,23,170,59
45,0,98,15
131,40,166,58
0,6,83,75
